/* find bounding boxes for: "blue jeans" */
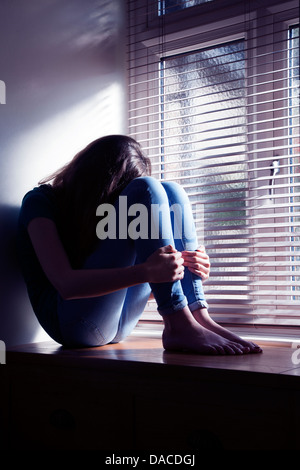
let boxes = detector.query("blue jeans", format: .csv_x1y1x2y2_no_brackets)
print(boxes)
57,176,208,347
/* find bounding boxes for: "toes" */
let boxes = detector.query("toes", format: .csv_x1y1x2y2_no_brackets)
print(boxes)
216,343,242,355
227,341,252,355
223,345,237,355
250,343,263,353
243,341,263,353
240,340,263,353
228,343,244,355
214,345,226,355
232,345,244,355
213,340,256,356
204,345,219,355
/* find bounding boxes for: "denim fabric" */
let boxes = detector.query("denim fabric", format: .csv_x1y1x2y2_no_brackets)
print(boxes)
57,176,208,347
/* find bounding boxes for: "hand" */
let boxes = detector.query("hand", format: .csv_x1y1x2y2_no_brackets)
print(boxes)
182,245,210,281
144,245,185,283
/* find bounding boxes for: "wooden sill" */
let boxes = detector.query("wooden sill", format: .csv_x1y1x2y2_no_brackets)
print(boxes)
6,334,300,385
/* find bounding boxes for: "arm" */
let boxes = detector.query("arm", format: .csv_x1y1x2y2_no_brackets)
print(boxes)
27,218,184,300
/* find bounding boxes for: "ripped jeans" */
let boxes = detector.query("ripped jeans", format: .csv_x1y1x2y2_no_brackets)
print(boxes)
57,176,208,347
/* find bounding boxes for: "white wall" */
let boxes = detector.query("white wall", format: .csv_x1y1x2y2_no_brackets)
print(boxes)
0,0,127,346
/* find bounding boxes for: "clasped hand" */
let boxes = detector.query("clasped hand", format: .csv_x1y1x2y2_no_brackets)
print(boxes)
182,245,210,280
145,244,210,284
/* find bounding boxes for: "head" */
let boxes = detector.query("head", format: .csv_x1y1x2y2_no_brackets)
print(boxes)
47,134,151,201
41,135,151,267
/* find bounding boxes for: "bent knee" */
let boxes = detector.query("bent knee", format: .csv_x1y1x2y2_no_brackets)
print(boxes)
124,176,168,202
128,175,164,192
162,180,186,193
161,180,189,202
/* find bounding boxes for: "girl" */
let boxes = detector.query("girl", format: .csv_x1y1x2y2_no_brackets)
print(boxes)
17,135,262,354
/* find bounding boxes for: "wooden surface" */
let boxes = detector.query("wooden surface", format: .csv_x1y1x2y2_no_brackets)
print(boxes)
6,335,300,377
4,336,300,450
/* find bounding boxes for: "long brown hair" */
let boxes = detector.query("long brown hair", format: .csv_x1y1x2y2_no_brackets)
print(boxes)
40,135,151,267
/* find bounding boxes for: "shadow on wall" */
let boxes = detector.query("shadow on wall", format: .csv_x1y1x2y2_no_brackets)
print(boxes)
0,205,48,347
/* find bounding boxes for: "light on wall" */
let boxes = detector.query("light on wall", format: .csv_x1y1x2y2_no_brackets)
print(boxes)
9,81,124,203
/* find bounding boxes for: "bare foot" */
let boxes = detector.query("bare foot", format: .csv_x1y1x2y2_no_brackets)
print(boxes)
191,308,262,354
162,307,251,355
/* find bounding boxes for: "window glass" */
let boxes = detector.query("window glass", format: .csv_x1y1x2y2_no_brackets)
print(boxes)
159,0,213,16
160,41,248,301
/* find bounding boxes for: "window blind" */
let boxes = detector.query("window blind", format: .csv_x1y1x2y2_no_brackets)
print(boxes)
127,0,300,337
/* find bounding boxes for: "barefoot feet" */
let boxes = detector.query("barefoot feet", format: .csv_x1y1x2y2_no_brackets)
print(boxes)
191,308,262,354
162,307,262,355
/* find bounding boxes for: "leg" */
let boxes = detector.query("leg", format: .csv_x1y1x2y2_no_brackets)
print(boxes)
58,248,152,347
58,176,259,354
57,176,186,347
161,181,262,354
110,282,151,343
161,180,208,311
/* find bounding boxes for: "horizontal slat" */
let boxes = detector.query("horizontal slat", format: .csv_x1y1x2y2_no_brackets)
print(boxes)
129,79,298,111
205,298,300,307
166,177,299,195
136,114,300,149
207,253,300,266
204,280,300,286
208,273,300,281
139,305,288,318
205,222,300,232
205,241,300,249
141,129,300,151
128,48,299,90
203,211,300,224
207,250,300,258
204,288,300,296
136,144,299,166
205,290,300,297
128,95,297,126
204,231,300,240
149,153,300,179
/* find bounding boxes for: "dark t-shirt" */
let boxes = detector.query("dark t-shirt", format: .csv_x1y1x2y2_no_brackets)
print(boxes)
17,184,63,343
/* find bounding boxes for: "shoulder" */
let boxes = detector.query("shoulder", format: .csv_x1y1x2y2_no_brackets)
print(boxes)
22,184,54,203
19,184,58,227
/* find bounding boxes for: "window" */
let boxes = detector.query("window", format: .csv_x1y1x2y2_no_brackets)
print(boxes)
127,0,300,339
159,0,213,16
